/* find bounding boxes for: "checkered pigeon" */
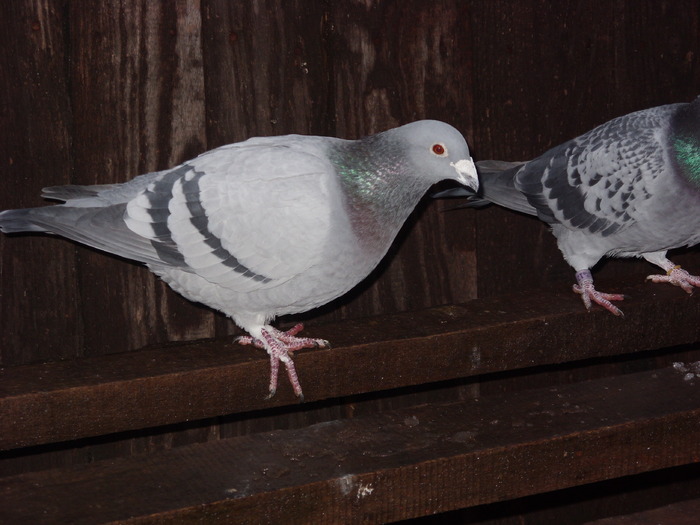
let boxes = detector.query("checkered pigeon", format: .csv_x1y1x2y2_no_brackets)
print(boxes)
436,98,700,316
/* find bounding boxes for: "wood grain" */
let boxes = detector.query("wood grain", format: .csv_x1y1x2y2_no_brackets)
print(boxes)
68,1,212,356
1,281,698,451
3,367,700,524
0,0,80,364
0,4,699,514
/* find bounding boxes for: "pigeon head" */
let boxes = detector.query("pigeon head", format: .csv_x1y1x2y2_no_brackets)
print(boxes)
390,119,478,192
328,120,477,250
329,120,477,215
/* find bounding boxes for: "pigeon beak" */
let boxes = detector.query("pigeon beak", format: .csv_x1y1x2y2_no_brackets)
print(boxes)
450,158,479,192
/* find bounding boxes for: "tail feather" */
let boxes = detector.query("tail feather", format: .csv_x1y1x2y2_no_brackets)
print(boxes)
41,184,122,202
0,205,175,267
434,160,538,217
0,209,51,233
431,187,490,209
476,160,527,173
41,171,162,207
475,160,537,216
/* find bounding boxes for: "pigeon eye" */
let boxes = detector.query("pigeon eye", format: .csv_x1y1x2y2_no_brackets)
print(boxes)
431,143,447,156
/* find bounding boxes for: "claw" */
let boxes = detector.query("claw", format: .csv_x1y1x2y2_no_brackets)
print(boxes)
573,269,625,316
646,266,700,295
234,334,264,348
236,323,328,399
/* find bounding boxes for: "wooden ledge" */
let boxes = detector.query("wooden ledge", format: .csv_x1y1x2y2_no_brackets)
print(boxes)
1,282,699,450
585,497,700,524
2,367,700,524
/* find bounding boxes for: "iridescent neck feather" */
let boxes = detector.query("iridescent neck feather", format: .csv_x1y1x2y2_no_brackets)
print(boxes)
672,134,700,187
670,99,700,189
329,136,425,246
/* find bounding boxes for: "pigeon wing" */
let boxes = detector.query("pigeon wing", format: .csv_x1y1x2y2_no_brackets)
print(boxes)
125,139,334,292
514,107,673,236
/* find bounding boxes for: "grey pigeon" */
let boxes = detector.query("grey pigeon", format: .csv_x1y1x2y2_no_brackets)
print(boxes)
436,98,700,316
0,120,478,397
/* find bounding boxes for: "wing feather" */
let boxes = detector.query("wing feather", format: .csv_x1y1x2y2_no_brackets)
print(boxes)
515,106,676,236
124,137,335,292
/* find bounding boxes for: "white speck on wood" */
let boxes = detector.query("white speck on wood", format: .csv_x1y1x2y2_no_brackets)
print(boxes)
357,483,374,499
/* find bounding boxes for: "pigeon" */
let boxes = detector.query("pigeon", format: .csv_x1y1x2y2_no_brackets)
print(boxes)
0,120,478,398
436,98,700,316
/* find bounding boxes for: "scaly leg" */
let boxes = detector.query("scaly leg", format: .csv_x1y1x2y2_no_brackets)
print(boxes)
643,253,700,294
235,323,329,399
572,269,625,316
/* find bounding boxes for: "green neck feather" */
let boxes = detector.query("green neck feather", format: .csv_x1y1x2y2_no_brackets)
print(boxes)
673,134,700,187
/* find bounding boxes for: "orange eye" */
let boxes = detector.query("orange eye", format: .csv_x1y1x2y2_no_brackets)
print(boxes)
432,144,446,155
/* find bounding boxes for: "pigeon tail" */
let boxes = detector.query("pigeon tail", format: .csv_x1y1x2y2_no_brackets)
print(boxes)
475,160,536,215
0,208,52,233
433,160,536,216
0,205,170,267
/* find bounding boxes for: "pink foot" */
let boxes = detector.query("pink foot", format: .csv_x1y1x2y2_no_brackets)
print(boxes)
646,265,700,294
235,323,329,399
573,270,625,317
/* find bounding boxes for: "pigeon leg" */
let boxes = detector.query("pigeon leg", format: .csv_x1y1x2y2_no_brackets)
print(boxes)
235,324,306,348
259,327,303,399
573,269,625,316
235,323,329,349
643,254,700,294
270,323,330,350
235,323,329,398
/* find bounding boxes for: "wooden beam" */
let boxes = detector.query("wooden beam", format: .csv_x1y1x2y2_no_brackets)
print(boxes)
2,282,699,450
2,367,700,524
585,498,700,524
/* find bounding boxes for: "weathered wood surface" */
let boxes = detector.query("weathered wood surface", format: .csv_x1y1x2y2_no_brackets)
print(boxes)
69,1,212,356
585,498,700,525
3,1,699,367
0,1,79,363
2,367,700,524
1,282,699,451
1,2,700,519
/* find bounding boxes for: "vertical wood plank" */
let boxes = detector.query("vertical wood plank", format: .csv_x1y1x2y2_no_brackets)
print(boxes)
0,0,80,365
69,0,212,355
471,0,700,299
309,0,478,326
202,0,331,142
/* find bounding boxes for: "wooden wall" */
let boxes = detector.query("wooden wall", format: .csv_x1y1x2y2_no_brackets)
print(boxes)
1,0,476,365
2,1,699,367
1,0,700,511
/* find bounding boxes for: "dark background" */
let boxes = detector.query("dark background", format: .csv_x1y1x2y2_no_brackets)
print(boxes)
1,1,699,516
3,0,698,365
